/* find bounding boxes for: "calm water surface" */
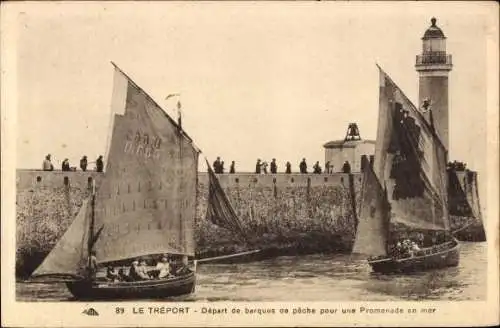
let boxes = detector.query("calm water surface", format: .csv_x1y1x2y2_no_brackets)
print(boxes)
17,242,486,302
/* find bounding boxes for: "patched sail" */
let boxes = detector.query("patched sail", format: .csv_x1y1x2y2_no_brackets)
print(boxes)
374,66,449,231
31,199,91,279
206,161,248,241
353,158,390,256
448,169,473,217
449,170,486,235
92,64,199,263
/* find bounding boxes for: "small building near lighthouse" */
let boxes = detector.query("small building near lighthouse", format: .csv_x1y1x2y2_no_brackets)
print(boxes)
323,123,375,173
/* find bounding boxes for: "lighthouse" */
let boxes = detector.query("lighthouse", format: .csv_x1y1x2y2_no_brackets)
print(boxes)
415,17,453,150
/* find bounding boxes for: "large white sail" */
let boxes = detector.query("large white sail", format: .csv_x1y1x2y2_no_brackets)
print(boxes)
92,65,199,264
31,199,91,279
352,160,389,256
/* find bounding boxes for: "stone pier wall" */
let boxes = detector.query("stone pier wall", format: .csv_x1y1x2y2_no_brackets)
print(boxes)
15,168,485,277
16,170,361,277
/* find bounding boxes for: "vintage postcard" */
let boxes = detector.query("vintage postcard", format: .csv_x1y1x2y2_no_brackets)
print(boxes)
1,1,498,327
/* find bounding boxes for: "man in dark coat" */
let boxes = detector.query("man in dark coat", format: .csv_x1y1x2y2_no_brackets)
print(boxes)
342,160,351,174
270,159,277,174
229,161,235,174
313,161,322,174
285,161,292,174
96,155,104,172
255,159,261,174
62,159,71,171
213,157,221,173
299,158,307,174
80,155,88,172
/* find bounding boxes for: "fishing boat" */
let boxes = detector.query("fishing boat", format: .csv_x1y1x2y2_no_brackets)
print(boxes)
352,66,460,274
29,63,254,299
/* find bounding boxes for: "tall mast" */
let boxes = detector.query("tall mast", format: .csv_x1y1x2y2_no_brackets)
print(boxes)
87,180,96,278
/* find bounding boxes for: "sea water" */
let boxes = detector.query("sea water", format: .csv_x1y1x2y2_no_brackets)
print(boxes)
16,242,486,302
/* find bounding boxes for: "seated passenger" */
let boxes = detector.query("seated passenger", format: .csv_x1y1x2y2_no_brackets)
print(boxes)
155,256,171,279
409,241,421,257
175,256,192,276
129,260,147,281
137,260,152,280
106,266,119,282
117,268,131,282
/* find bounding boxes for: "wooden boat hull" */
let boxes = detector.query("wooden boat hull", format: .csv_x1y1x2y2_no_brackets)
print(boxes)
66,272,196,300
368,239,460,274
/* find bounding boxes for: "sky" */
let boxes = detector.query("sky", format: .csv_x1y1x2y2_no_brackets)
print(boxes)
11,1,496,179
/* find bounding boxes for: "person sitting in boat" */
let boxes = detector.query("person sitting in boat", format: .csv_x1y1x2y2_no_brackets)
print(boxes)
106,266,119,282
392,241,403,257
128,260,149,281
409,241,421,257
117,268,131,282
175,255,192,276
137,260,152,280
155,256,171,279
398,239,412,258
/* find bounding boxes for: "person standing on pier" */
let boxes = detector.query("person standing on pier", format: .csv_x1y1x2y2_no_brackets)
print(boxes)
313,161,322,174
270,159,277,174
213,157,222,173
255,159,261,174
229,161,236,174
285,161,292,174
61,159,71,171
96,155,104,173
342,160,351,174
261,161,268,174
299,158,308,174
80,155,88,172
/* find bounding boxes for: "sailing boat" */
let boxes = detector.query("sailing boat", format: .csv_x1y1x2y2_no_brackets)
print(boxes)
353,66,459,274
29,63,247,299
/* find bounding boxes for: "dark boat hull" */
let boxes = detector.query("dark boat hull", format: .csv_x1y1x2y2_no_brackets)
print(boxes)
368,239,460,274
66,272,196,300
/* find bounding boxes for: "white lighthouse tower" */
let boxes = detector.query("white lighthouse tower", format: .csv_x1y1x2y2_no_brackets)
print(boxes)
415,17,453,150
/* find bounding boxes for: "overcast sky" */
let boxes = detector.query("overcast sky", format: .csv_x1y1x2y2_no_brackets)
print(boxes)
12,2,495,178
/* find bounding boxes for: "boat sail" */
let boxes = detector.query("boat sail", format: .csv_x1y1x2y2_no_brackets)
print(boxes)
31,199,92,280
353,66,460,273
448,169,486,240
352,158,390,257
30,63,256,298
30,63,201,299
206,161,248,241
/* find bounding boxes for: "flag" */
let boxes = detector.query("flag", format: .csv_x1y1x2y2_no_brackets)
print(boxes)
165,93,180,100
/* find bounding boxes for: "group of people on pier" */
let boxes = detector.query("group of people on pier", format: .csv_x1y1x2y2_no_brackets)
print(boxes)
42,154,104,172
212,157,355,174
447,160,468,171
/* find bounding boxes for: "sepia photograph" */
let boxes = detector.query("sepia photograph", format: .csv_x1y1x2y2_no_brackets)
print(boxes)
1,1,498,327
